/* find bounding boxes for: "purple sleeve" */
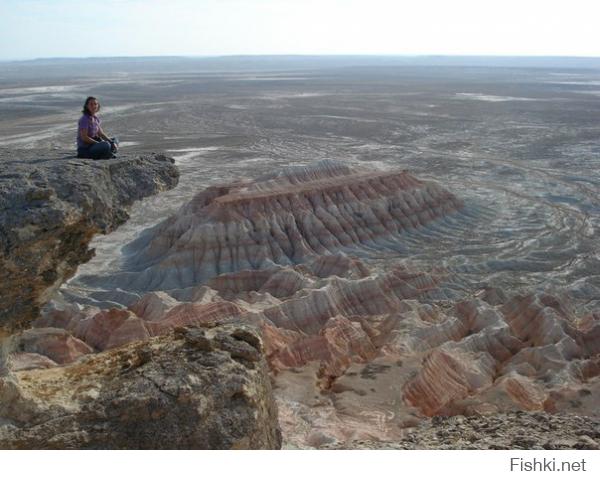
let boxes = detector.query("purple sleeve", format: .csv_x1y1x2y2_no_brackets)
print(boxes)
78,116,89,131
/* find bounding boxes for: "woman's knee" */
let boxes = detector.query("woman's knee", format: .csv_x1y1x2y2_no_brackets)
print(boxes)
91,141,112,159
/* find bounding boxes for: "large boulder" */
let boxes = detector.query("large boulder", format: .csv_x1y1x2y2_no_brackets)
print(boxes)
0,324,281,449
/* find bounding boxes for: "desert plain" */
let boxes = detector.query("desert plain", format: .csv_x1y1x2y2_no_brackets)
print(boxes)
1,56,600,448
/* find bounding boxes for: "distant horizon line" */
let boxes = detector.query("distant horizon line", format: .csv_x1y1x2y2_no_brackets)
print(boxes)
3,53,600,63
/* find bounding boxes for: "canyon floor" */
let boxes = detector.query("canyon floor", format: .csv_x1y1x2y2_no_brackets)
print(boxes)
1,57,599,448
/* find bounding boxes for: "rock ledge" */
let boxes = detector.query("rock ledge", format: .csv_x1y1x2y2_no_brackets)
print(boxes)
0,152,179,331
0,324,281,449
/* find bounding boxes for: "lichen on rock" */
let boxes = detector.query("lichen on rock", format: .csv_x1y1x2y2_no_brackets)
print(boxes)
0,324,281,449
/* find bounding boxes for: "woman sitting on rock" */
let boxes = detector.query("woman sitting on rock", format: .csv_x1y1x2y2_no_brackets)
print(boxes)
77,96,118,159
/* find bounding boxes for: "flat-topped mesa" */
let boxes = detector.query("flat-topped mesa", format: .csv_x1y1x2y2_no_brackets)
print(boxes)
115,160,463,292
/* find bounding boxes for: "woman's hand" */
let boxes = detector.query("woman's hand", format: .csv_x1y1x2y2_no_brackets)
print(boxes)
80,128,98,145
98,127,112,142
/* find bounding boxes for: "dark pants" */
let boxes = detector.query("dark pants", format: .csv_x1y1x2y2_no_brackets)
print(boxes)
77,137,117,159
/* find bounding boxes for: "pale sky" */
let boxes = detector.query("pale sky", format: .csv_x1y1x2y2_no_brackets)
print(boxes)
1,0,599,60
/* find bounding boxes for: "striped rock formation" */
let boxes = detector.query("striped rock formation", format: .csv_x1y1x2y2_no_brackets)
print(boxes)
83,160,462,292
30,265,600,448
15,160,600,448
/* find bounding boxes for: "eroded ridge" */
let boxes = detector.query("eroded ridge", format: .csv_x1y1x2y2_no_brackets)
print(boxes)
106,160,462,291
27,262,600,448
16,159,600,449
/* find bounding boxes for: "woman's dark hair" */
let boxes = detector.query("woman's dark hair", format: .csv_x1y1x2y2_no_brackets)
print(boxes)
82,96,100,115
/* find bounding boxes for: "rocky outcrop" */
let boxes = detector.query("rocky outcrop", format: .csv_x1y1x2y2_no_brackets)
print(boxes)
0,324,281,449
0,153,179,332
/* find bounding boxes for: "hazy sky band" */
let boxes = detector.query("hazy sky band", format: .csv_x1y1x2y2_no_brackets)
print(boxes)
1,0,599,61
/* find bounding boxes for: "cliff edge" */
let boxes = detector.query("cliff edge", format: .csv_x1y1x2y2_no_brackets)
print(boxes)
0,152,179,332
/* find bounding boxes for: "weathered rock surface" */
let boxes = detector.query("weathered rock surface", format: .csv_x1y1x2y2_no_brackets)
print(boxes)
0,152,179,332
321,412,600,450
0,324,281,449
